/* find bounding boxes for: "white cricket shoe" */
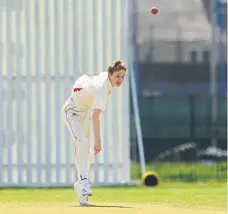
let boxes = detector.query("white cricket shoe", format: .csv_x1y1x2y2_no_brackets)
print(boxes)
74,182,88,206
80,177,92,196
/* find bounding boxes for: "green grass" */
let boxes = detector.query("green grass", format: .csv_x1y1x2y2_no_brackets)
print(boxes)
131,161,227,181
0,182,227,211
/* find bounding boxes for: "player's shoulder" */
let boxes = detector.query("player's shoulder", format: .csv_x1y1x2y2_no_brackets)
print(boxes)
92,72,108,89
73,74,90,87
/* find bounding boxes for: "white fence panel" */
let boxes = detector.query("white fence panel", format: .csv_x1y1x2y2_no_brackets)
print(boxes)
0,0,130,187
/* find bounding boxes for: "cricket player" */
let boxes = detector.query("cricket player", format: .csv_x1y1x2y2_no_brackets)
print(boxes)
61,60,127,206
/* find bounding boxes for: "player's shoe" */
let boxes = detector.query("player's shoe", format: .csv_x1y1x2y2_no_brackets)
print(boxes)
74,182,88,206
80,176,92,196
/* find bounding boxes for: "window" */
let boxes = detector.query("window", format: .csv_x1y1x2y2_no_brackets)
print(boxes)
190,51,197,63
203,51,210,62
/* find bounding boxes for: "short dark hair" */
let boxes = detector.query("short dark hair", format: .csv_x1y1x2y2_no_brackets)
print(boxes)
108,60,127,74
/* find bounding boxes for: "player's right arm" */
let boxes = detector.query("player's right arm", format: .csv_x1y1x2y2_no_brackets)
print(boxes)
92,84,107,155
92,109,102,155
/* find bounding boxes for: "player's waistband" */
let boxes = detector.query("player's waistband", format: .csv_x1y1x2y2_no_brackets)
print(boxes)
62,103,91,119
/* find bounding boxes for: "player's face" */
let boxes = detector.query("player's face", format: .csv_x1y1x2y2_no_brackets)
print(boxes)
108,70,126,87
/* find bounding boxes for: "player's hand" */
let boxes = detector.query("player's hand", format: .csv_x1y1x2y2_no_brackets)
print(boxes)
94,142,101,155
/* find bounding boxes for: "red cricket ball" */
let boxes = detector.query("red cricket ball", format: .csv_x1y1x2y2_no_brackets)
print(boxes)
151,7,158,15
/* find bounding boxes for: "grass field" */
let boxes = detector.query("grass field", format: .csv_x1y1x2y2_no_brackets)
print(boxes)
0,182,226,214
131,161,227,181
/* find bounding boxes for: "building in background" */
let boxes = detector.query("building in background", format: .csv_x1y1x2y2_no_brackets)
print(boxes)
130,0,227,162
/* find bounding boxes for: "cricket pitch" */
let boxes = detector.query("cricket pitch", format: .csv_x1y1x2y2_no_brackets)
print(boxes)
0,202,226,214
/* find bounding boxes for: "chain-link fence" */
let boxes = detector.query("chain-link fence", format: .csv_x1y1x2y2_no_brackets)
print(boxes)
130,0,227,182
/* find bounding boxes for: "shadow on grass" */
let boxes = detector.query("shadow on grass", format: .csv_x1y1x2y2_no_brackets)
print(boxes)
71,204,134,208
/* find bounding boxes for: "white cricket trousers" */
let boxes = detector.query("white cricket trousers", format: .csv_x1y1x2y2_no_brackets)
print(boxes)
62,109,93,181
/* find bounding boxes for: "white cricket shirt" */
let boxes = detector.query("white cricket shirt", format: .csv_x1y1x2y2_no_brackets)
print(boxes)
62,72,113,118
